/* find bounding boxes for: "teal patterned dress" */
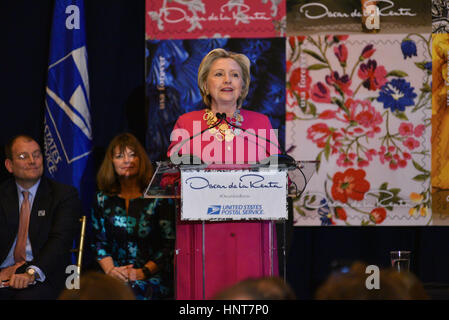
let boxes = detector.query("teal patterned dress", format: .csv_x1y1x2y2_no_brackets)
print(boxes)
91,192,175,300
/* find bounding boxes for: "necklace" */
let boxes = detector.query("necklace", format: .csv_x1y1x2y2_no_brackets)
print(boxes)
203,109,244,142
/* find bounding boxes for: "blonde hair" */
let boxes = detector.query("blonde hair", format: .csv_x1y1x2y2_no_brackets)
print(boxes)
197,48,251,108
96,133,153,195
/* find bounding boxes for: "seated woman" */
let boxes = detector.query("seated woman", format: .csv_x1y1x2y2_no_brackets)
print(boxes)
91,133,174,300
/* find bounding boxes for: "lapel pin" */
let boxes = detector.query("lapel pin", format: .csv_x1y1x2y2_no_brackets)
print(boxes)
38,210,46,217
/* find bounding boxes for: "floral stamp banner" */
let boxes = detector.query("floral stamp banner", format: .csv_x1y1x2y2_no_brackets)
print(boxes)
146,0,286,40
146,38,286,161
286,33,432,226
286,0,431,35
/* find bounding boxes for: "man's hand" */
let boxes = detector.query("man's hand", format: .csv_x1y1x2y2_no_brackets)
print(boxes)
0,262,26,288
9,272,35,289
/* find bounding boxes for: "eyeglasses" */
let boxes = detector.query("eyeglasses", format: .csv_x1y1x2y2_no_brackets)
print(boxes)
113,151,137,160
16,151,43,161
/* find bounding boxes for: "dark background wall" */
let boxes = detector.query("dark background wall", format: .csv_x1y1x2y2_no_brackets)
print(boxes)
1,0,448,299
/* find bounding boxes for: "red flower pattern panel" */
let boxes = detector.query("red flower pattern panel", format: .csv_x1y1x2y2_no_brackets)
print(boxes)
286,33,432,226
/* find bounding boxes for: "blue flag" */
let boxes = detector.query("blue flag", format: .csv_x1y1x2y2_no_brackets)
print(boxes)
44,0,93,212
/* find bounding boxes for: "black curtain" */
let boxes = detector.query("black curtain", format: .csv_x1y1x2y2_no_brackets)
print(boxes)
1,0,448,299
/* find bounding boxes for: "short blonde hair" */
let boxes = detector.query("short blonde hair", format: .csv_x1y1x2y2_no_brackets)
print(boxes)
197,48,251,108
97,133,153,195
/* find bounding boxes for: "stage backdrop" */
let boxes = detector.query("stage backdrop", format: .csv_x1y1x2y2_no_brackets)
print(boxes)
146,0,286,39
287,33,431,226
145,0,286,161
146,0,449,226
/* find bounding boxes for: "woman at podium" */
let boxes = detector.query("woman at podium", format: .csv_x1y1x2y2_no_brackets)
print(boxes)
167,48,281,299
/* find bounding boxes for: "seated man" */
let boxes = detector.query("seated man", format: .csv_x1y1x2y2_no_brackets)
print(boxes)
0,134,82,299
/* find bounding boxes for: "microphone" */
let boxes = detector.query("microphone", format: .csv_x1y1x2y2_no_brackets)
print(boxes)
221,114,296,166
169,113,224,165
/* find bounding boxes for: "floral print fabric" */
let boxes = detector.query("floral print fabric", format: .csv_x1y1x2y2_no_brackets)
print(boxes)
286,34,432,226
91,192,175,299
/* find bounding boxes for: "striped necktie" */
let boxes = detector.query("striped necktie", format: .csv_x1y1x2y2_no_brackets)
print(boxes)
14,191,31,263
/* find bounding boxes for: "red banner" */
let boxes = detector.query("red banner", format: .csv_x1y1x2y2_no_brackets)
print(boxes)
146,0,286,40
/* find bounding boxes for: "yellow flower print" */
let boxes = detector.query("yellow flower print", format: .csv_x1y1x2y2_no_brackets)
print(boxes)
420,207,428,217
410,192,423,203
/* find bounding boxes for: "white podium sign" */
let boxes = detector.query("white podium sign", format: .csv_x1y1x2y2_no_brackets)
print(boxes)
180,169,287,221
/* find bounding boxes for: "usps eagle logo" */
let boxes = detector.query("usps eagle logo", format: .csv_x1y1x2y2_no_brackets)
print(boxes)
207,205,221,215
45,46,92,166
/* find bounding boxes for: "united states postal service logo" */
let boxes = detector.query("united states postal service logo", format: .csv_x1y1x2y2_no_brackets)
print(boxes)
45,46,92,165
207,205,221,215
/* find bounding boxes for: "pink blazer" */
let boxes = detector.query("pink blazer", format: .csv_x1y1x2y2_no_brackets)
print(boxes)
167,109,280,300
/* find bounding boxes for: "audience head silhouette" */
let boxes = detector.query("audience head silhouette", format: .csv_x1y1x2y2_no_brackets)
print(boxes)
213,276,296,300
315,261,429,300
58,272,136,300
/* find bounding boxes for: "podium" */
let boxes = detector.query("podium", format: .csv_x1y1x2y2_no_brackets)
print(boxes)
145,159,317,299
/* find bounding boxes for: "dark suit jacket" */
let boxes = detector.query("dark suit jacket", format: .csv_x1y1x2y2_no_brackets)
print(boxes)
0,177,82,293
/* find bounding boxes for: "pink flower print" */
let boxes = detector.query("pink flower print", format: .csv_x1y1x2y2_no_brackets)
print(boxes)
389,160,399,170
336,35,349,41
334,44,348,67
414,124,425,137
331,145,339,155
364,149,377,161
286,112,296,121
357,158,370,167
327,35,349,42
337,153,354,167
358,60,388,91
335,207,347,221
367,126,381,138
344,99,383,132
361,44,376,60
307,123,332,148
403,137,420,150
398,159,407,168
379,153,386,164
319,110,337,120
311,82,331,103
286,61,292,73
289,36,306,50
370,208,387,224
326,71,353,96
399,123,414,136
379,146,392,165
355,109,382,129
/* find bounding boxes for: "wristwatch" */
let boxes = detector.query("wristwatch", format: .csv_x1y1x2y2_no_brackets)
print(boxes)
26,268,36,280
142,266,152,279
